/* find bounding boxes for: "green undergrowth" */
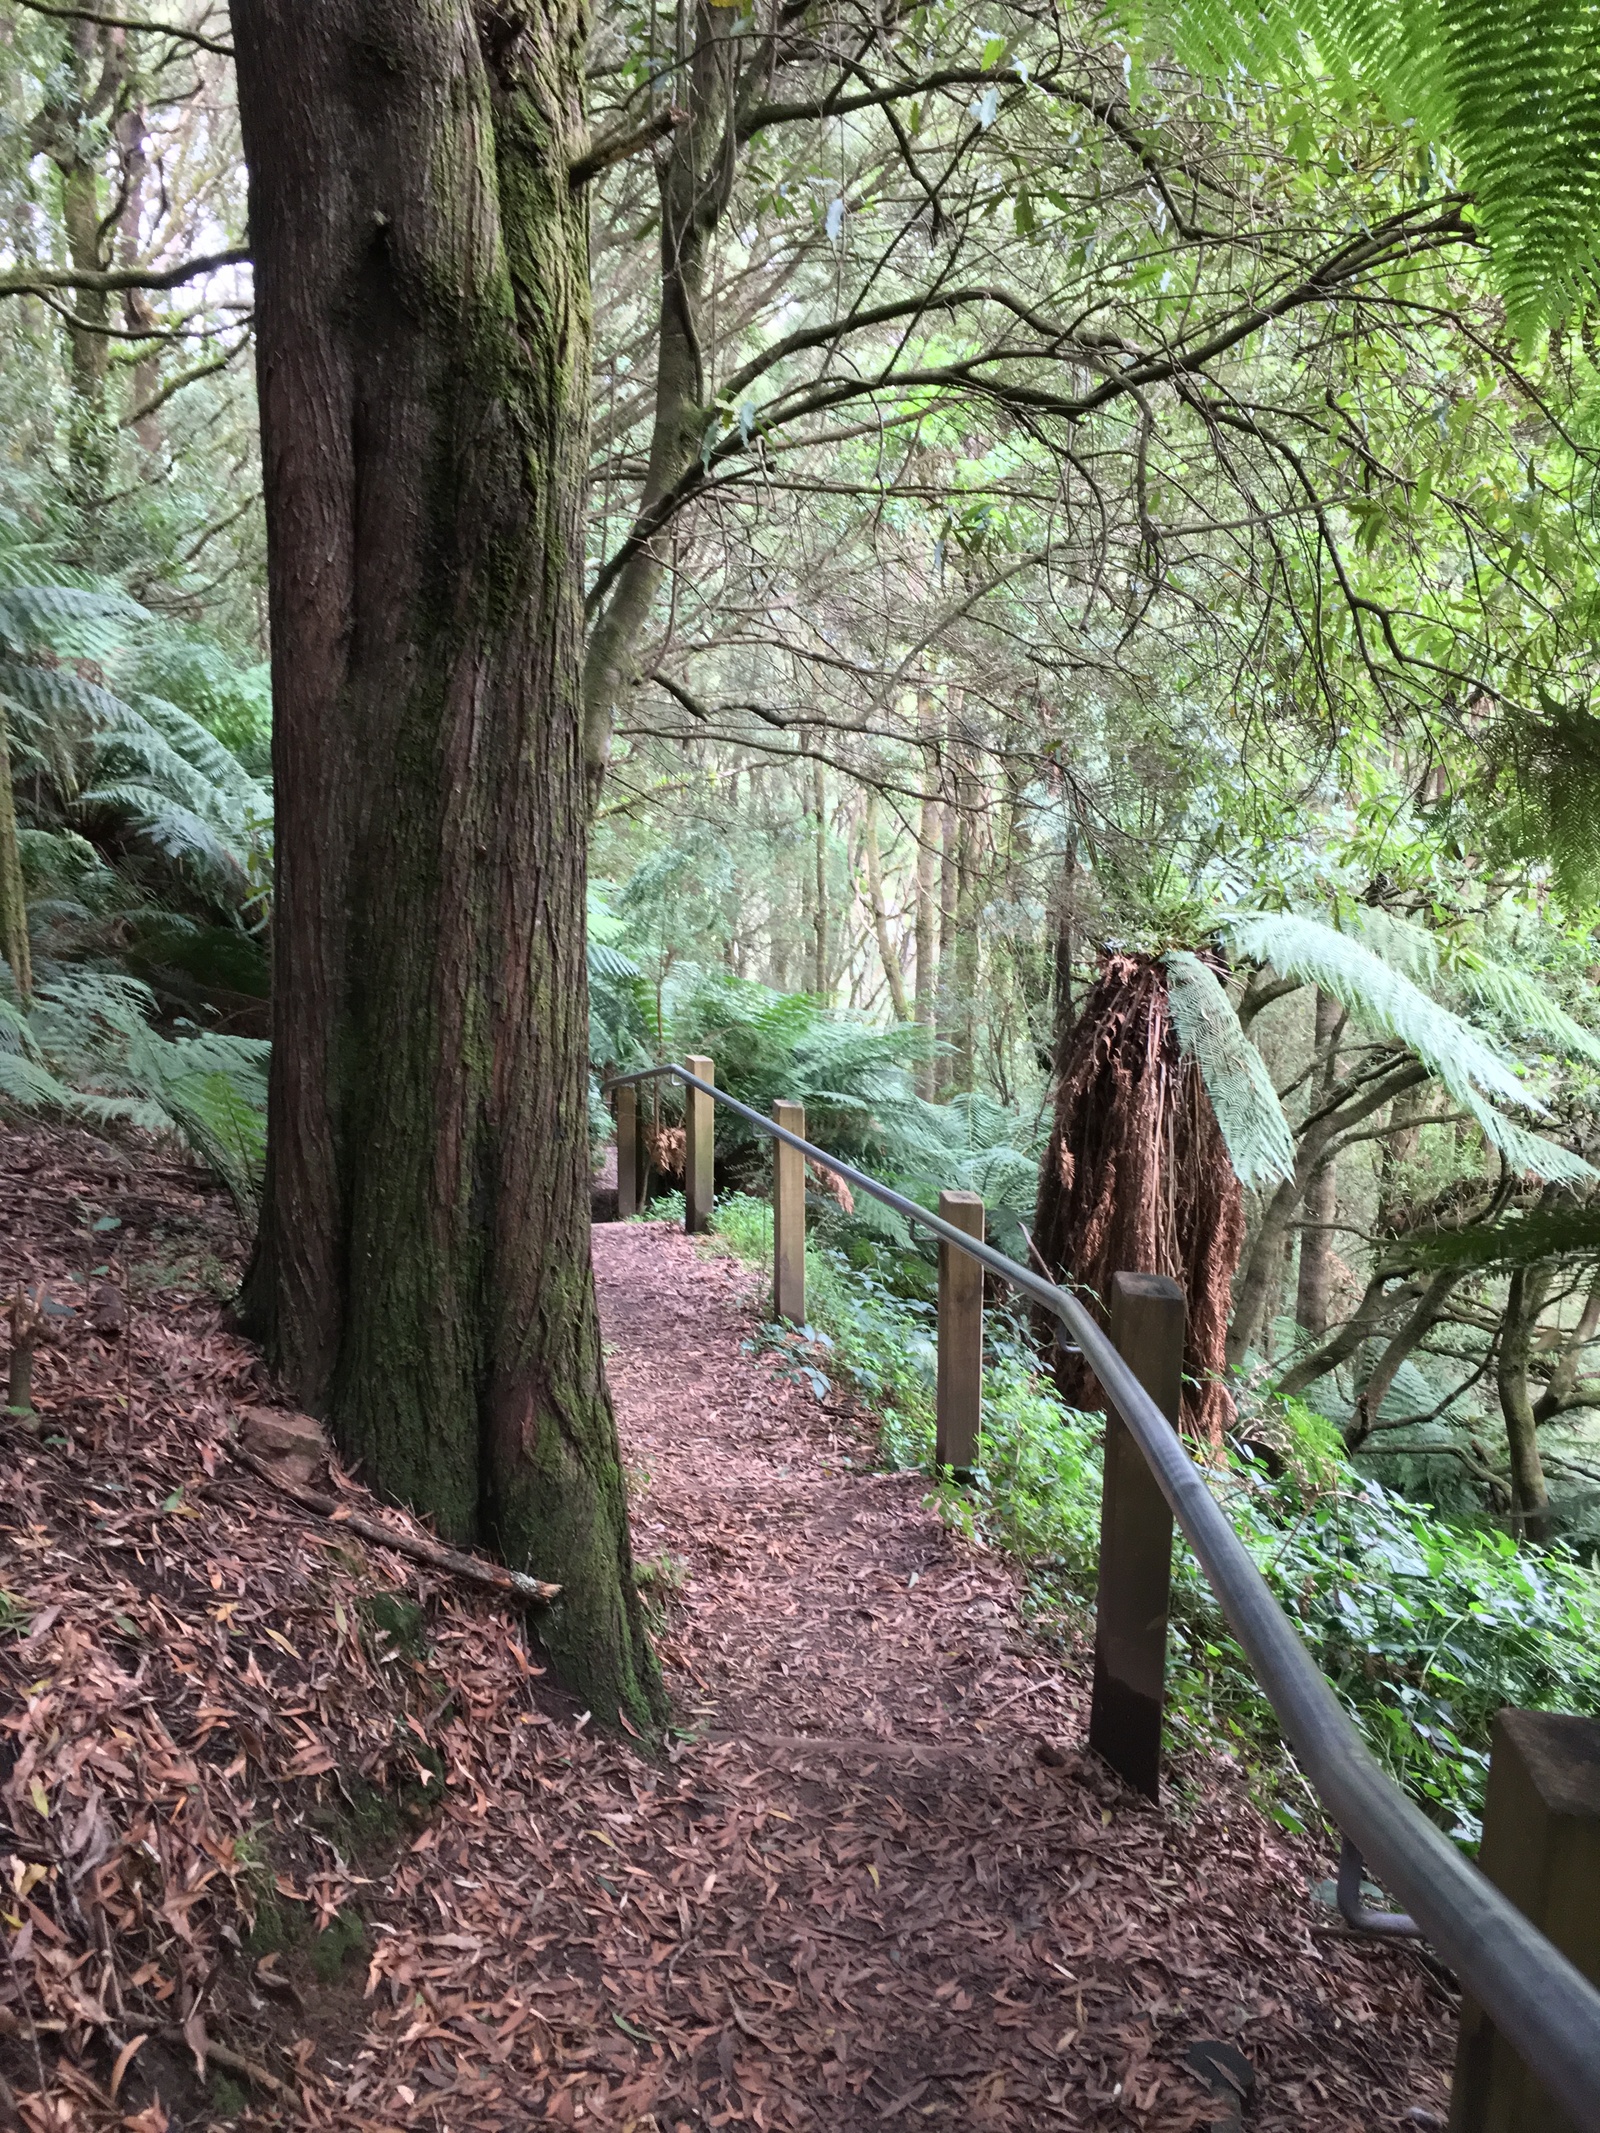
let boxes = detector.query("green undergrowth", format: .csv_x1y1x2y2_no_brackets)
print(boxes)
694,1193,1600,1848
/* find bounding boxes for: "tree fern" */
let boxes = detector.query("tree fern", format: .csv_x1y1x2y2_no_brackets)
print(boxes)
1133,0,1600,335
1405,1200,1600,1271
1217,909,1595,1183
1164,948,1297,1188
0,962,268,1204
1347,907,1600,1062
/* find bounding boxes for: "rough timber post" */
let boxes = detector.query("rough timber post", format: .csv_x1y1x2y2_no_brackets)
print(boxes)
772,1101,806,1324
1450,1708,1600,2133
615,1083,640,1219
684,1056,714,1235
1089,1271,1184,1802
935,1189,984,1474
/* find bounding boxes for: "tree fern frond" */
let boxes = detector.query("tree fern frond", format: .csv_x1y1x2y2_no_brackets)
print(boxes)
0,657,132,734
0,1049,75,1112
1453,1086,1597,1184
1404,1200,1600,1270
1164,948,1297,1188
73,785,250,885
1130,0,1600,334
129,694,268,813
0,583,145,657
1349,907,1600,1061
1222,909,1596,1183
1219,910,1535,1110
587,939,642,982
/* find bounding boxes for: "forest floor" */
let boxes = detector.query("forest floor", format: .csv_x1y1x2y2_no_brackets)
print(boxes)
0,1129,1455,2132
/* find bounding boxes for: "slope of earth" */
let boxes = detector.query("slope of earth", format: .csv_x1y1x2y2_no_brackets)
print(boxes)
0,1123,1454,2132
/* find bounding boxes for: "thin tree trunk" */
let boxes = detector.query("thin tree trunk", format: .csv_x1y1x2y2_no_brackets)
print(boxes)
861,790,908,1020
1498,1265,1553,1538
950,737,980,1095
936,800,960,1097
0,712,32,1006
913,702,939,1094
1294,989,1343,1335
31,25,120,553
115,100,164,455
1227,1063,1430,1369
580,0,740,799
810,756,829,998
1347,1268,1462,1449
233,0,662,1728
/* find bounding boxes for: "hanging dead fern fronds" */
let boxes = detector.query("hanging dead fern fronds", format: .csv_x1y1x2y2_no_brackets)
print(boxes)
1033,953,1244,1451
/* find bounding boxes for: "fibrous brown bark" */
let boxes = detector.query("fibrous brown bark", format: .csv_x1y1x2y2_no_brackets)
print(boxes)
233,0,663,1728
1032,954,1245,1449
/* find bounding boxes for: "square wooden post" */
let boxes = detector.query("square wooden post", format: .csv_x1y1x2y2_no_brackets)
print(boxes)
1450,1708,1600,2133
684,1055,715,1234
935,1189,984,1474
615,1084,640,1219
772,1100,806,1324
1089,1271,1185,1802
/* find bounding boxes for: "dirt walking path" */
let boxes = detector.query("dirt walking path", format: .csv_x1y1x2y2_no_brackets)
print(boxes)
0,1128,1454,2132
588,1218,1454,2132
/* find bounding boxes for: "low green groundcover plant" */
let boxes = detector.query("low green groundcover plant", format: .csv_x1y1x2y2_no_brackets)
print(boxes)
695,1193,1600,1848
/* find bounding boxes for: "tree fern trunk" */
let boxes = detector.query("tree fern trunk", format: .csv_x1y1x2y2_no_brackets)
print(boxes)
233,0,663,1729
1032,954,1244,1449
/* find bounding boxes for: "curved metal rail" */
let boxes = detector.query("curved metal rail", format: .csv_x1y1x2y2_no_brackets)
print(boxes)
604,1061,1600,2126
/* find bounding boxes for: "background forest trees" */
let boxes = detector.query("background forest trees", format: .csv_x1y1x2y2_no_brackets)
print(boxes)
5,0,1600,1620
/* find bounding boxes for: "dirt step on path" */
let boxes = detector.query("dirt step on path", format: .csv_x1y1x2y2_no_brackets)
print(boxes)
594,1217,1454,2132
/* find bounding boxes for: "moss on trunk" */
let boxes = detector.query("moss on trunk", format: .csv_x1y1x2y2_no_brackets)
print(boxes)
233,0,664,1731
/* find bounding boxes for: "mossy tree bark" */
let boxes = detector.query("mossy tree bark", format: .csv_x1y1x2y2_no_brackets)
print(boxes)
232,0,664,1729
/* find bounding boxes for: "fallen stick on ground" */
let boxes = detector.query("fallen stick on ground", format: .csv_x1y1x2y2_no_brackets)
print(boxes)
229,1447,561,1604
160,2028,296,2101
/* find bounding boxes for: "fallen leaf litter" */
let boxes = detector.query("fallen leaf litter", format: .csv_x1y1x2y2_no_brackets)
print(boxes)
0,1131,1455,2127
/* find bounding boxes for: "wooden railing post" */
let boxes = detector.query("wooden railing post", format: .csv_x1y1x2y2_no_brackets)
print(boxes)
935,1189,984,1474
1089,1271,1185,1802
1450,1709,1600,2131
684,1055,714,1234
772,1100,805,1324
615,1083,640,1219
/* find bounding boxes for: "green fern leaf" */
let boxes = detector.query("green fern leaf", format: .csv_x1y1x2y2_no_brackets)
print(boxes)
1164,949,1298,1188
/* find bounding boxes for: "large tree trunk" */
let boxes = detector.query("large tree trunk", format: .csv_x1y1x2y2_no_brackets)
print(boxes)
233,0,663,1728
1033,954,1246,1450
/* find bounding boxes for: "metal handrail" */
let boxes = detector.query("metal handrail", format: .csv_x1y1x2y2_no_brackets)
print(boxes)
603,1061,1600,2127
